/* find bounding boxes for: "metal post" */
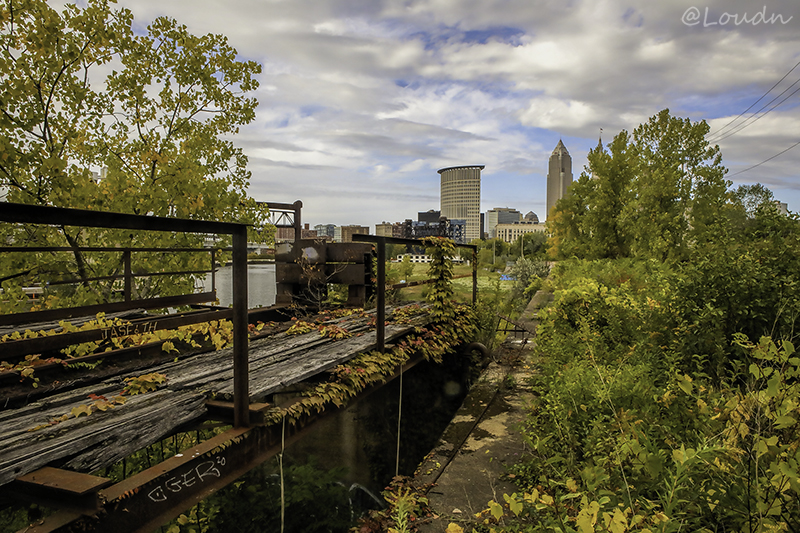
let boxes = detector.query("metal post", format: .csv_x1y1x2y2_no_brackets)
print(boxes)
123,250,132,303
376,238,385,353
211,249,216,298
232,228,249,428
293,200,303,243
472,249,478,305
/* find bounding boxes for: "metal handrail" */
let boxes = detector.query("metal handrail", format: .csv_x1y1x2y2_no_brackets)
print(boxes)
352,234,478,352
0,202,252,428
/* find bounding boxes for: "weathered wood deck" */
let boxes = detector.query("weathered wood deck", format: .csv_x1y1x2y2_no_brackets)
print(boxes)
0,306,429,489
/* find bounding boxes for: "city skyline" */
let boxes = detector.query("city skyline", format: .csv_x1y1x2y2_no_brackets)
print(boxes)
109,0,800,226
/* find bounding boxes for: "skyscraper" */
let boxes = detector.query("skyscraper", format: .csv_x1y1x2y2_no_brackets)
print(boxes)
546,140,572,219
438,165,484,243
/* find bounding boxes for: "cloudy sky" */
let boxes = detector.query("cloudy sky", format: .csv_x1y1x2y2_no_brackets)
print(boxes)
114,0,800,228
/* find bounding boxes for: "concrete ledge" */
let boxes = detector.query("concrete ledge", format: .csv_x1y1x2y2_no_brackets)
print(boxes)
414,360,535,531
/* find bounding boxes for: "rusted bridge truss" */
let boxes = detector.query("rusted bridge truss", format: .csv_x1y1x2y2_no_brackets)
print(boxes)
258,200,302,242
0,202,479,533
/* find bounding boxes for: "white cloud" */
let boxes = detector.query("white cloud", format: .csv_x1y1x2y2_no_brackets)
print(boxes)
107,0,800,221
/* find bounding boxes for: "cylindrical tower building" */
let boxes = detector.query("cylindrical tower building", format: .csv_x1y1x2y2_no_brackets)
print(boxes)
438,165,484,243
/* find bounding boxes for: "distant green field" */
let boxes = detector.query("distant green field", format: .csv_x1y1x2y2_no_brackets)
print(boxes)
391,263,512,303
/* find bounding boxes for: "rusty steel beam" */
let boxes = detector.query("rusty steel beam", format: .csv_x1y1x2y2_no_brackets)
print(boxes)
293,200,302,242
22,355,425,533
376,239,386,352
232,227,249,428
0,202,245,235
11,467,112,513
41,269,213,288
0,291,218,327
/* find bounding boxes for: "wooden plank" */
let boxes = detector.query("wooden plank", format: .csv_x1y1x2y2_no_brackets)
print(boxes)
214,322,420,402
0,390,206,487
0,309,146,338
0,305,429,491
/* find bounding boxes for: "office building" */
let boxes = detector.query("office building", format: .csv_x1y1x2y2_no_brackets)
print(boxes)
486,208,522,239
439,165,483,243
546,140,572,219
335,225,369,243
314,224,336,239
495,220,547,244
418,210,441,223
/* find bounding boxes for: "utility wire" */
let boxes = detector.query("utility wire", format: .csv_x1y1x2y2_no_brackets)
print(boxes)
729,139,800,177
708,58,800,141
709,80,800,143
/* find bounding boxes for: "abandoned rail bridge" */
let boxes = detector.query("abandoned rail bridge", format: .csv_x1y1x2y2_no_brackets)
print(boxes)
0,202,482,533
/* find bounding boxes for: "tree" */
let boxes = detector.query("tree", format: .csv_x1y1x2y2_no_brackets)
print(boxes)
628,109,728,261
584,131,635,259
546,175,593,259
731,183,775,218
0,0,268,307
509,232,547,260
398,254,414,281
548,109,729,263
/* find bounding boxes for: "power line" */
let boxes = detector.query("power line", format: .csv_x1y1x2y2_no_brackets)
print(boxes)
710,82,800,143
728,139,800,177
708,58,800,141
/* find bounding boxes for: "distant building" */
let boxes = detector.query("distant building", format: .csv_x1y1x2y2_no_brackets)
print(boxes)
91,167,108,183
495,220,547,244
546,140,572,219
418,210,441,223
486,208,522,239
336,225,369,243
439,165,483,243
775,200,789,215
524,211,539,223
314,224,336,239
275,223,317,242
395,216,467,244
397,253,467,264
375,222,394,237
300,224,317,239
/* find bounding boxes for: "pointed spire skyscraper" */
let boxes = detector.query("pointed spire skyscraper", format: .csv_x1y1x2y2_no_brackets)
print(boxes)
546,140,573,219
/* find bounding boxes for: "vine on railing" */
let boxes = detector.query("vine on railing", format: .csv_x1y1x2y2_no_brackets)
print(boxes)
421,236,456,326
266,234,478,426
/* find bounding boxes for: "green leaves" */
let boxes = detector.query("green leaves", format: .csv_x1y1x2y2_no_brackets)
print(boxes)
548,109,729,263
0,0,269,311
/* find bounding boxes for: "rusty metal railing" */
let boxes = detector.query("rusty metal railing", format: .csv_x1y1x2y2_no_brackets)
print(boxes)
0,202,252,427
352,234,478,352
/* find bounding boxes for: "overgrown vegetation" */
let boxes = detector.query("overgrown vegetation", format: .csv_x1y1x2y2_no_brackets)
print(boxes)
478,110,800,532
